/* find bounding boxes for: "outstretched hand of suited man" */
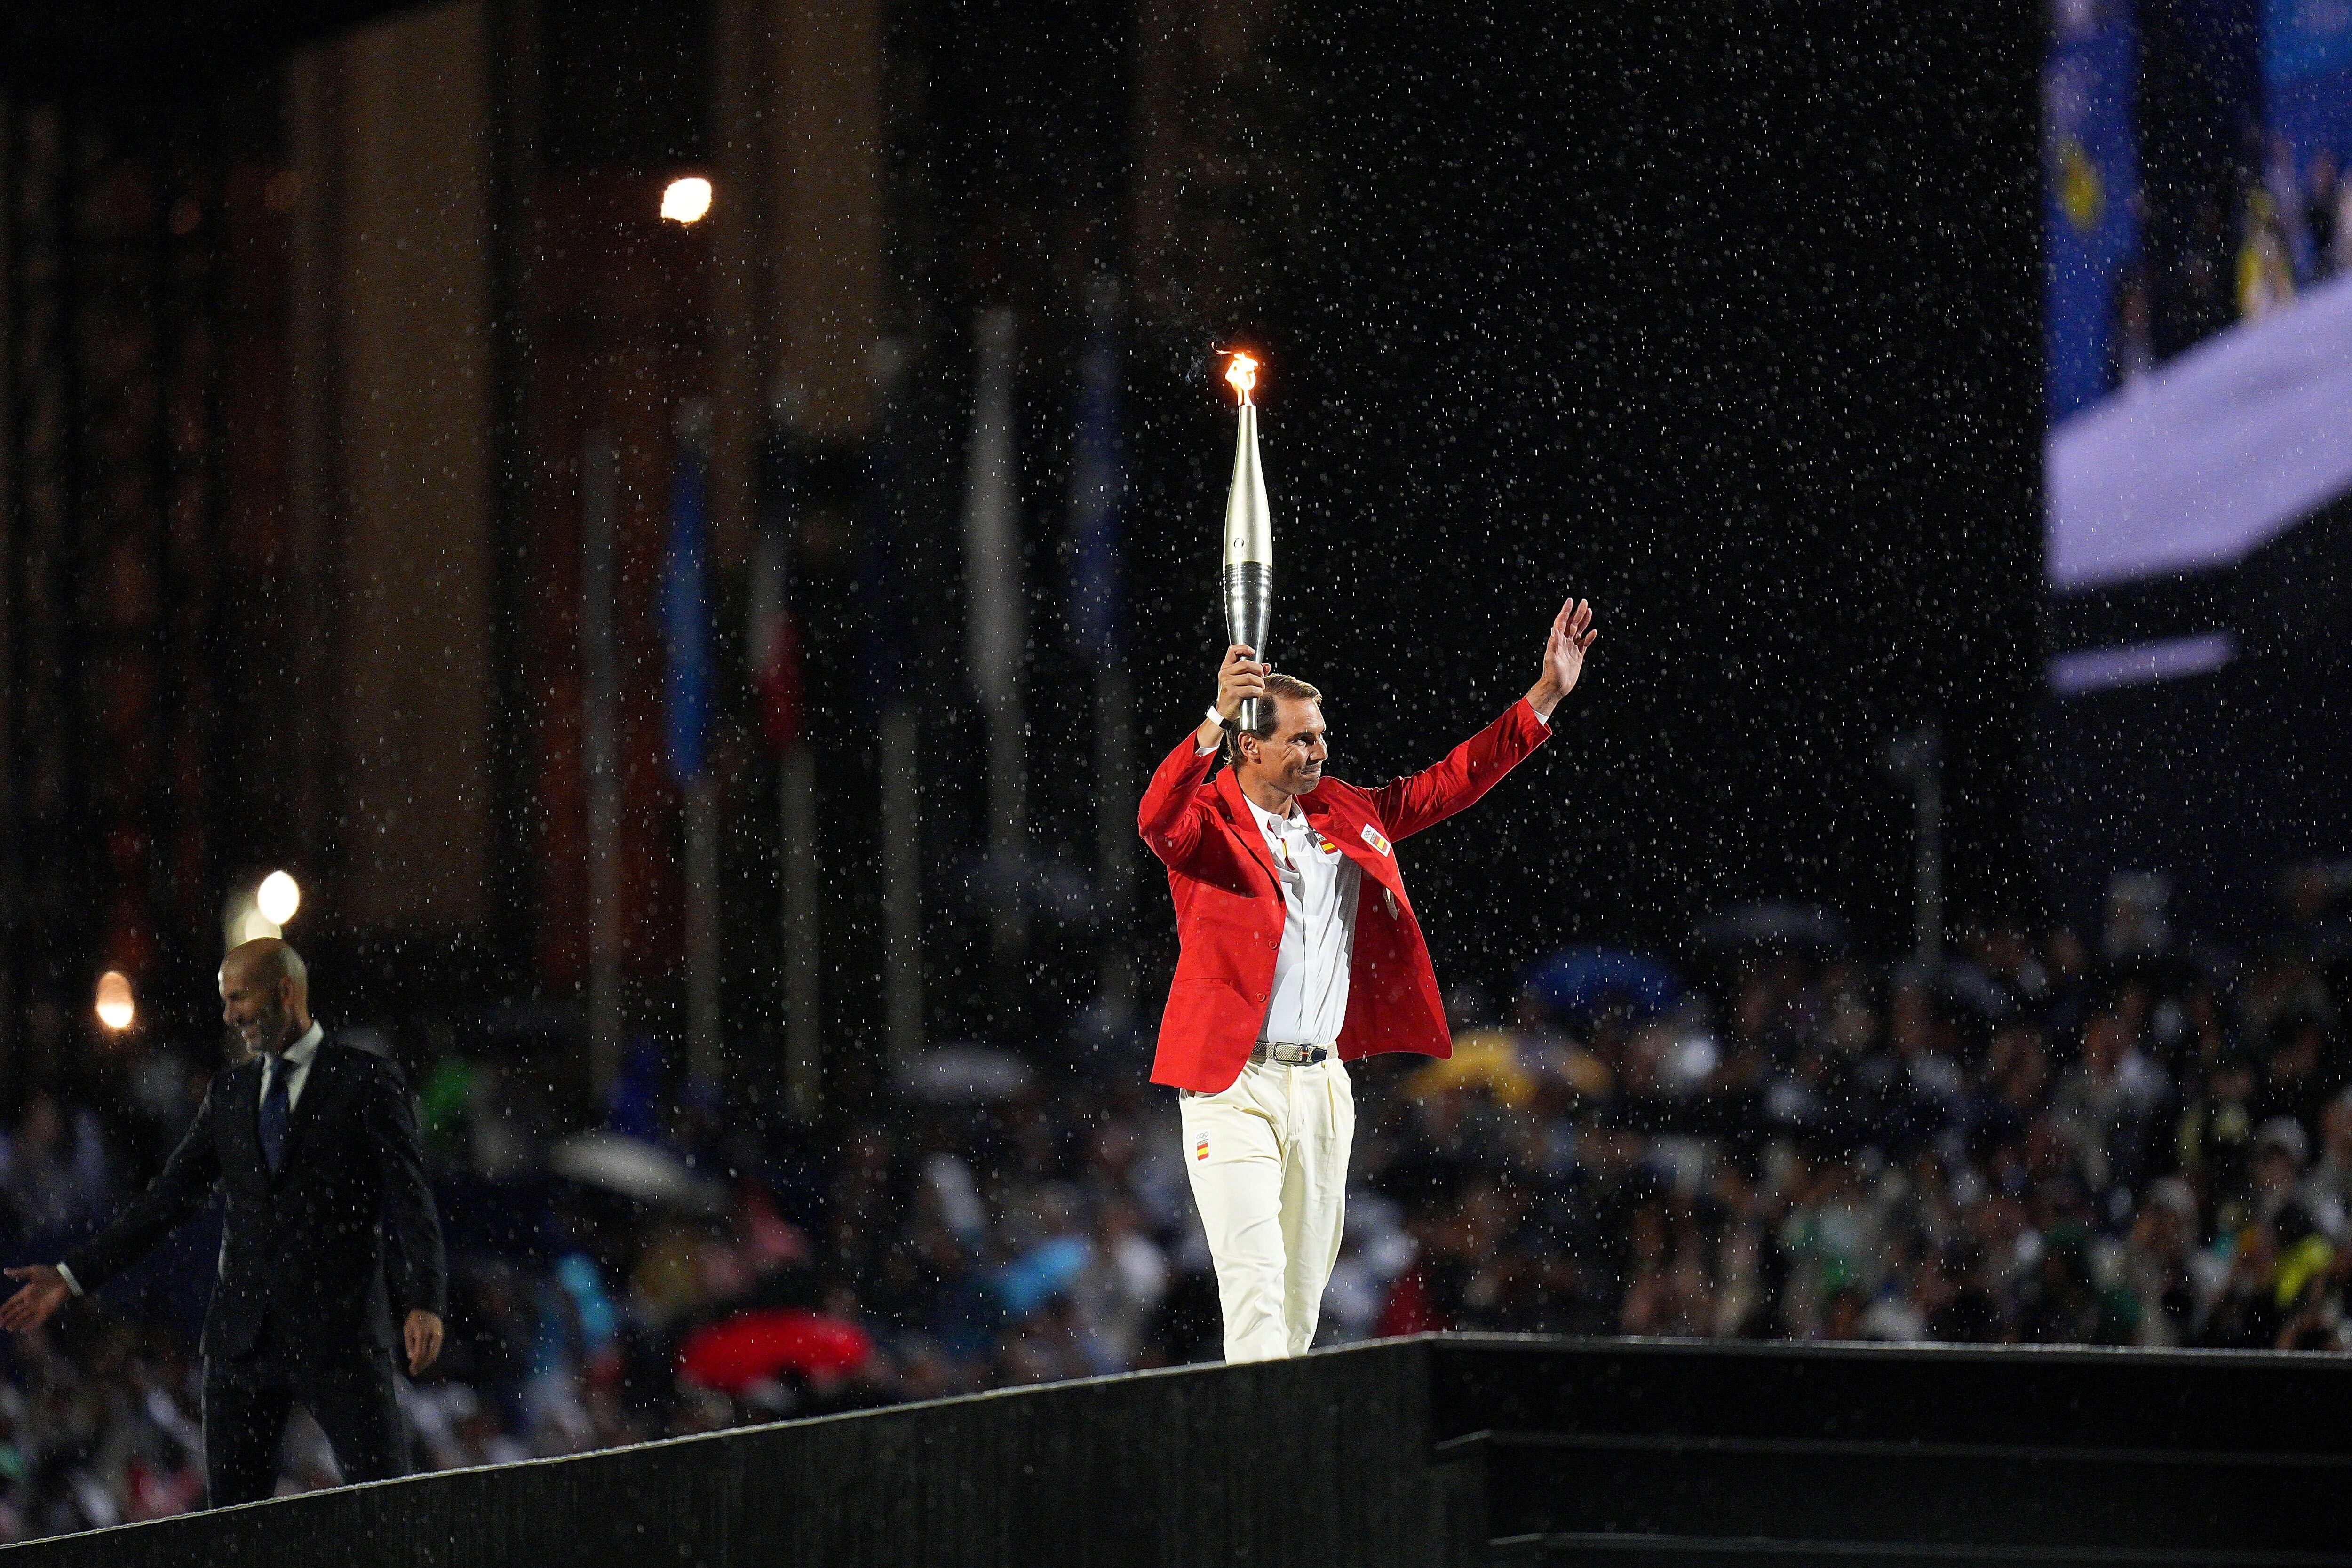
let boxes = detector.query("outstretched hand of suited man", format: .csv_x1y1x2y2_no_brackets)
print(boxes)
4,1270,442,1372
0,1264,71,1335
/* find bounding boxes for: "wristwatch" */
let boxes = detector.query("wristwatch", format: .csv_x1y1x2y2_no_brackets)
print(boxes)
1204,705,1227,731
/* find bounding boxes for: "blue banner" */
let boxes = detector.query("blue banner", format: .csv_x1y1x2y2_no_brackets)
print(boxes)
2046,0,2142,426
2268,0,2352,163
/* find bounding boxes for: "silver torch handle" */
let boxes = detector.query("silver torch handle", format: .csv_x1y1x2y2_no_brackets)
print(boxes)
1223,562,1271,734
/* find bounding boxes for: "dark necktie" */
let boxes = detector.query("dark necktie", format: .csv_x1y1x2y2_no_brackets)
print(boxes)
260,1057,291,1174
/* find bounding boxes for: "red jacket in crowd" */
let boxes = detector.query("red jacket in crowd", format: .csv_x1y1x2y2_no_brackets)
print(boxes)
1136,699,1551,1093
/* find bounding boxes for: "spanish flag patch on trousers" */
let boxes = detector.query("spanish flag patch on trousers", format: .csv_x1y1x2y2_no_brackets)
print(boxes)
1195,1137,1210,1161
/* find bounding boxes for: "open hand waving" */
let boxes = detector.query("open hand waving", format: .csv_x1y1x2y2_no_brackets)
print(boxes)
1526,597,1599,719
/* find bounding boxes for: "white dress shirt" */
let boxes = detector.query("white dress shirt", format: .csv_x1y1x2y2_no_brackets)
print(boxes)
1195,699,1551,1044
57,1021,325,1299
1245,795,1361,1046
260,1021,326,1115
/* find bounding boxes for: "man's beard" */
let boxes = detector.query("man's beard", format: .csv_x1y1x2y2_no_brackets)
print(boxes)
232,1007,291,1060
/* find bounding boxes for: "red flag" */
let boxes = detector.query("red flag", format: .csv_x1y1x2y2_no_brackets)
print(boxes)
748,514,803,753
752,597,803,753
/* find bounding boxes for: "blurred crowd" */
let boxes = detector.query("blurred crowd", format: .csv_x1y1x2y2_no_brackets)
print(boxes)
2,874,2352,1539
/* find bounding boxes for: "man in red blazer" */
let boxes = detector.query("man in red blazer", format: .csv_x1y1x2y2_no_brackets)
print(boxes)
1138,597,1598,1361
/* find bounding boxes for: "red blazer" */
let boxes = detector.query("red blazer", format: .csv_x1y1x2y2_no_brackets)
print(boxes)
1136,699,1551,1092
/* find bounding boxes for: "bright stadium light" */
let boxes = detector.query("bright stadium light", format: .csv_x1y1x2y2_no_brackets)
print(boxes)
256,870,302,926
223,870,294,951
95,971,135,1032
661,176,712,225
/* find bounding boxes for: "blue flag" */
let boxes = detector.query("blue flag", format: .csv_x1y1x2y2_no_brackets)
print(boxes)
2270,0,2352,161
1067,280,1122,666
662,403,715,782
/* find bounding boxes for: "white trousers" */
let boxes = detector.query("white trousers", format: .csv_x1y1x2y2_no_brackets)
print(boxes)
1179,1056,1354,1363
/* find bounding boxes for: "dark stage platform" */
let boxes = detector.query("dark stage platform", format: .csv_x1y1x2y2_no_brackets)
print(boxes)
7,1335,2350,1566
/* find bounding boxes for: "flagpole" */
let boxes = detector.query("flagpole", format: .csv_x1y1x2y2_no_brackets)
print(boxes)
782,741,820,1117
667,400,723,1084
879,701,922,1057
986,716,1027,974
755,392,824,1122
686,775,721,1081
581,430,623,1100
1071,279,1133,1029
1095,658,1135,1022
964,308,1027,989
872,339,925,1062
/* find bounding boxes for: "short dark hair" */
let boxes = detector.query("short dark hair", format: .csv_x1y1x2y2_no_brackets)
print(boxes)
1223,673,1322,766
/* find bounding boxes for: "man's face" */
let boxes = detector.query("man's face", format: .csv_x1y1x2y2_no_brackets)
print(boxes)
220,962,294,1059
1240,696,1328,796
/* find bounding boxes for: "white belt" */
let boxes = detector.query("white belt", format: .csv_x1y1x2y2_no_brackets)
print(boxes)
1250,1040,1331,1067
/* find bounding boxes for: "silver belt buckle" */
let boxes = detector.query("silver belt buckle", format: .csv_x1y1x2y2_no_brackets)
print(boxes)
1254,1040,1328,1067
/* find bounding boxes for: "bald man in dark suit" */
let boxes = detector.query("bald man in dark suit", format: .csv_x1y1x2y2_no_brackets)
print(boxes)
1,939,446,1505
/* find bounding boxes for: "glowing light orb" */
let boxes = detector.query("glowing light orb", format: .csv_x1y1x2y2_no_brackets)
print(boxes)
95,971,135,1031
661,177,713,225
257,870,302,926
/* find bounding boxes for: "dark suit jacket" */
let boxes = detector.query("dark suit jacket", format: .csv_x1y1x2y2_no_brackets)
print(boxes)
64,1036,446,1361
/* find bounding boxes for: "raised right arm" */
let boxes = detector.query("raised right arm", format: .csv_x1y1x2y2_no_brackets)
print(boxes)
1138,730,1219,866
1138,644,1265,867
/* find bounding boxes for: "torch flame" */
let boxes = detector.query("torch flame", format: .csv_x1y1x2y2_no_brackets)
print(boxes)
1223,351,1258,405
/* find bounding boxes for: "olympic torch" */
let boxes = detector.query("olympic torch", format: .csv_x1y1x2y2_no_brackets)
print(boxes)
1221,351,1273,733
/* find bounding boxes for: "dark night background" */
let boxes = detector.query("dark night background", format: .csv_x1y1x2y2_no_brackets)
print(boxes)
0,0,2041,1086
1116,1,2041,1000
